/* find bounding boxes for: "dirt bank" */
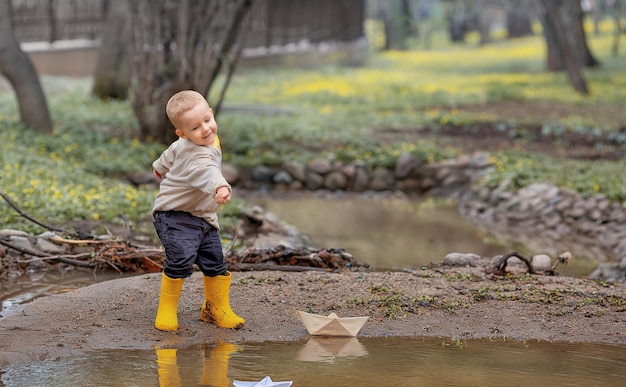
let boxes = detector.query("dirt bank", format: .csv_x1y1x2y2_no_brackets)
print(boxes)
1,261,625,368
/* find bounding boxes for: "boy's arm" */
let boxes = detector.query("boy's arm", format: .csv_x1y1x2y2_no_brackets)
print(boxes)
214,185,231,204
152,143,177,178
188,148,231,200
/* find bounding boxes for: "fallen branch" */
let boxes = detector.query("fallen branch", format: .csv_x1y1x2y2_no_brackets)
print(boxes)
0,190,87,239
226,245,367,271
485,251,573,277
49,236,106,245
485,251,535,276
0,237,164,272
228,262,328,272
0,238,97,268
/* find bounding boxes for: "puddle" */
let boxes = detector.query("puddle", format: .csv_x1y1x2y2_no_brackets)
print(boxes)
0,270,131,317
248,194,597,277
2,337,625,386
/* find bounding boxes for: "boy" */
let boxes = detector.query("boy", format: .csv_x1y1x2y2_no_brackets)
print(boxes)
152,90,244,331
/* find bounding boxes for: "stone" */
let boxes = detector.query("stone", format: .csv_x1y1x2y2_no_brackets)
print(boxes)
350,167,369,192
308,159,331,175
394,153,421,179
0,229,30,238
35,238,65,254
305,171,324,190
9,236,32,252
531,254,553,271
272,170,293,185
443,252,482,266
284,161,306,181
324,171,348,190
369,168,395,191
250,166,274,183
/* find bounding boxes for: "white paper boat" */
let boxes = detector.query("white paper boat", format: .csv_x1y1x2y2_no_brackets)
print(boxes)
297,337,368,362
296,310,369,337
233,376,293,387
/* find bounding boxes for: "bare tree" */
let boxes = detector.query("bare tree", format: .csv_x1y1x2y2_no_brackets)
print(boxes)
92,0,132,100
128,0,255,144
610,0,624,56
506,0,534,38
0,0,52,133
536,0,599,95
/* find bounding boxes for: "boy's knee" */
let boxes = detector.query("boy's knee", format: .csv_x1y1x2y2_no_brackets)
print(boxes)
164,264,194,279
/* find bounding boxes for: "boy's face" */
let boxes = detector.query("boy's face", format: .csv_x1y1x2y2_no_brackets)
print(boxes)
174,101,218,147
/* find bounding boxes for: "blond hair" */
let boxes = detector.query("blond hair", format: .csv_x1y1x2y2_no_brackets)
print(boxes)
166,90,209,128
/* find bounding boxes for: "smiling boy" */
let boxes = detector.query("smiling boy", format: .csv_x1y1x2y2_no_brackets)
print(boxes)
151,90,244,332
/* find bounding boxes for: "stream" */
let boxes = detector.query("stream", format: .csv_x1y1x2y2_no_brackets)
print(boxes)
1,192,599,316
246,192,598,277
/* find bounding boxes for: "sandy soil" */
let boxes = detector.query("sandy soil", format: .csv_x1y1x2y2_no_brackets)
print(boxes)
1,260,625,368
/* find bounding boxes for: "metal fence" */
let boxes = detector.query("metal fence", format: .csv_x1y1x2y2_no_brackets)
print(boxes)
10,0,365,47
10,0,104,43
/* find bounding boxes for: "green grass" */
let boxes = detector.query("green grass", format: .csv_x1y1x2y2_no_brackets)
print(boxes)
0,19,625,232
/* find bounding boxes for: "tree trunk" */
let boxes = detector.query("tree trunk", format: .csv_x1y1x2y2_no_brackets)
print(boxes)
538,0,599,71
381,0,413,50
611,0,623,56
92,0,132,100
537,0,596,95
128,0,255,144
506,0,533,38
0,0,53,133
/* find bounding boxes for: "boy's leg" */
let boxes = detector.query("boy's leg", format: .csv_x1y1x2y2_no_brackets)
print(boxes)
155,273,184,331
153,211,203,331
196,227,245,329
200,271,245,329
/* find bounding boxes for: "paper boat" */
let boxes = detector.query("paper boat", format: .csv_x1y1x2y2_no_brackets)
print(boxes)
297,337,368,362
296,310,369,337
233,376,293,387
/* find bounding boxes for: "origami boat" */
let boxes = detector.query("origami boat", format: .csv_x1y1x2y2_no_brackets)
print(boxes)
296,310,369,337
233,376,293,387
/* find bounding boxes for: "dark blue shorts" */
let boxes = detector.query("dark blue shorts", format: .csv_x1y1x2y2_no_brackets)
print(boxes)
153,211,227,278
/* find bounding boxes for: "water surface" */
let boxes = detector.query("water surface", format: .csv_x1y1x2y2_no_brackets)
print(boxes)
249,194,596,277
2,337,625,386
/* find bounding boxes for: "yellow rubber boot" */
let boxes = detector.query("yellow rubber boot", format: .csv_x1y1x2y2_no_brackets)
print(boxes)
200,341,240,386
155,273,184,331
200,272,245,329
155,347,182,387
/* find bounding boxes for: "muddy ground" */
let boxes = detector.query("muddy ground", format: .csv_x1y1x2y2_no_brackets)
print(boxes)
1,263,625,369
1,100,625,369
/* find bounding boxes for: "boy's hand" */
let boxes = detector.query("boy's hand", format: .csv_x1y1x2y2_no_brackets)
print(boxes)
215,186,231,204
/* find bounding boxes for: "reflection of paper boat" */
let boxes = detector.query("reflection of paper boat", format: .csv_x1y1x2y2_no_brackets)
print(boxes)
297,337,369,362
296,310,369,337
233,375,293,387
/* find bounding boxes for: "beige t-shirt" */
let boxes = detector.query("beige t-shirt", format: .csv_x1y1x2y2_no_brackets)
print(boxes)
152,138,231,230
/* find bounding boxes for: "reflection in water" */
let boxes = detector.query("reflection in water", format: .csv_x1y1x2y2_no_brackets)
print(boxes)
155,341,240,387
3,337,626,387
200,342,241,387
297,337,369,362
155,347,181,386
